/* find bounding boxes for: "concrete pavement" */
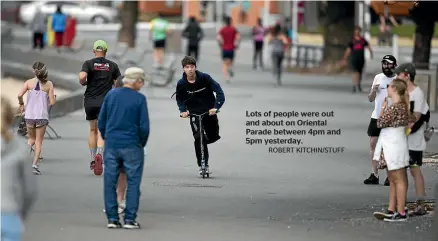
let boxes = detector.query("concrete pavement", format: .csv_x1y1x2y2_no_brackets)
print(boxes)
7,27,438,85
21,63,436,241
10,23,438,48
6,37,434,84
0,77,71,108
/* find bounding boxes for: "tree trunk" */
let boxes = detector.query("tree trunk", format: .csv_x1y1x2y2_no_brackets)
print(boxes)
409,1,437,70
118,1,138,48
413,22,434,70
321,1,355,70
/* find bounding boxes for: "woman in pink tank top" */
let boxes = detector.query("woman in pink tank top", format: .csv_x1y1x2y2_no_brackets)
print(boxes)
252,18,266,70
17,61,56,175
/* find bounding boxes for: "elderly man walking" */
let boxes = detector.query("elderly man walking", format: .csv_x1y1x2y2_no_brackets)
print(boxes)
98,67,150,229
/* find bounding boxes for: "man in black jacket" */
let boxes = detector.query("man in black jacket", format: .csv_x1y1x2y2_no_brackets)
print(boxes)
175,56,225,175
182,17,204,61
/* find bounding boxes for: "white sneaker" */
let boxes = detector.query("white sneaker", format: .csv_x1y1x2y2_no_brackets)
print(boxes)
198,167,212,175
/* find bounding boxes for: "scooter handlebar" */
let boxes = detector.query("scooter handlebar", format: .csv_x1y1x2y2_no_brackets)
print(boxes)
180,110,220,118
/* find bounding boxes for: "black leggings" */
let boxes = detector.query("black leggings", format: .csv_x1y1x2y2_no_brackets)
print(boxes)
33,32,44,49
253,41,264,68
187,45,199,61
189,114,220,167
272,52,284,81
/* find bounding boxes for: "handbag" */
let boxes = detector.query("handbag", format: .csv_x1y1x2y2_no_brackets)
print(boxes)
15,113,27,136
377,150,387,170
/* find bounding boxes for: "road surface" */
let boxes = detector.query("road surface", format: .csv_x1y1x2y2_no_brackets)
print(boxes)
21,60,436,241
8,24,438,69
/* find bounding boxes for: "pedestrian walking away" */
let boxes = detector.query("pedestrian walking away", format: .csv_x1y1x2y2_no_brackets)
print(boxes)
30,5,47,50
182,16,204,61
217,16,240,83
18,61,56,175
372,78,410,222
395,63,430,216
364,55,397,186
267,23,289,85
150,13,171,68
102,75,127,215
174,56,225,175
342,26,374,93
51,5,67,53
98,67,150,229
1,96,38,241
252,18,266,70
79,40,121,176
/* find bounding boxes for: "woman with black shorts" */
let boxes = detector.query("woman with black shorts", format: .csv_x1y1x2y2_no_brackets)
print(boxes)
342,26,374,93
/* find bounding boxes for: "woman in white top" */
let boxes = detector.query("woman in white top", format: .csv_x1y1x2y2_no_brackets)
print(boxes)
373,78,412,222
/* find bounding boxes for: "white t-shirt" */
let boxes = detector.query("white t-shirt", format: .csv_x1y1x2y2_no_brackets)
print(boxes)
370,73,396,119
408,86,429,151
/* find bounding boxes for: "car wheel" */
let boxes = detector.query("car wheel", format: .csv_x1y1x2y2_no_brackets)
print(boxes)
91,15,108,24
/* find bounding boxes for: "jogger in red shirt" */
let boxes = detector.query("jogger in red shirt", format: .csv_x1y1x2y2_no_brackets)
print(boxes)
217,17,240,83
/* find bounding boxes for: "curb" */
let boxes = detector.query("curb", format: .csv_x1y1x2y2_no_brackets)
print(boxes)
1,46,86,119
1,46,85,89
49,89,84,119
1,61,80,91
1,61,85,119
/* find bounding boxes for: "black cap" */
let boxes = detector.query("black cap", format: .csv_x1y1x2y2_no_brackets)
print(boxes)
394,63,416,77
381,55,397,64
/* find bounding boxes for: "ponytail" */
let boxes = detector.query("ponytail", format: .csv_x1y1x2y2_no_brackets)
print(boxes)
32,61,48,84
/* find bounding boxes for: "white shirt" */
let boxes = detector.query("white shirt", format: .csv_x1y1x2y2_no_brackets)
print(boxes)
408,86,429,151
370,73,396,119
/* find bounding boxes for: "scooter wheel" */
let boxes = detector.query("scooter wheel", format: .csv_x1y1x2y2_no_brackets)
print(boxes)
202,173,206,179
206,173,209,178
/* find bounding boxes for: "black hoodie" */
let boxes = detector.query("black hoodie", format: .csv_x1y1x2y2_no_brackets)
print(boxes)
182,20,204,46
175,71,225,114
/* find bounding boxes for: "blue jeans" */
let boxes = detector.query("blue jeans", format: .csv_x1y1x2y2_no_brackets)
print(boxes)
1,213,23,241
104,146,144,222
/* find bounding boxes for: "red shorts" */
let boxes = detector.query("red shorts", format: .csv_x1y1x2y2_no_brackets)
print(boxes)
55,32,64,47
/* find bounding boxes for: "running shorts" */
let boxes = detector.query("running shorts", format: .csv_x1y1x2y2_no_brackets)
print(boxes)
154,39,166,49
367,118,381,137
222,50,235,60
85,106,101,121
409,150,423,167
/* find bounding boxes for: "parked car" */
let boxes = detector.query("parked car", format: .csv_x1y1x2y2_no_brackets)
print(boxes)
19,1,118,25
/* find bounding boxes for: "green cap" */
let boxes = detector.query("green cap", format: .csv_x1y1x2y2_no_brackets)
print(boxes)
394,63,416,77
93,40,108,52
